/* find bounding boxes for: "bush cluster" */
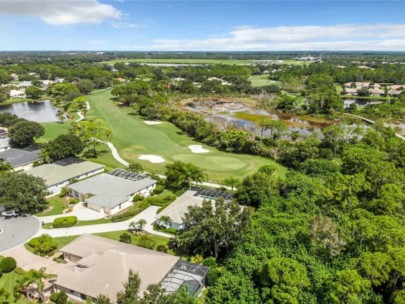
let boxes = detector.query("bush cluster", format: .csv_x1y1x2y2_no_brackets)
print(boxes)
111,201,150,222
53,216,77,228
0,257,17,273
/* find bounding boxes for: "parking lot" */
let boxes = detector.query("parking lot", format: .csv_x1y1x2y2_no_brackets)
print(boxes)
0,216,40,252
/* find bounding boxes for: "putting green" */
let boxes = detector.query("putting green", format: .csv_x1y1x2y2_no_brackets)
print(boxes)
173,154,247,171
86,89,287,182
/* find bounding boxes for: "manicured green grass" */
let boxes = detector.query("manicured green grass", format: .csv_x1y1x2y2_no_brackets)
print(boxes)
250,75,281,87
87,143,126,170
38,121,70,143
36,195,67,217
25,235,79,256
95,230,171,252
86,89,286,182
0,271,32,304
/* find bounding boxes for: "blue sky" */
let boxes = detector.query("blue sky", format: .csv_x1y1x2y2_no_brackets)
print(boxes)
1,1,405,51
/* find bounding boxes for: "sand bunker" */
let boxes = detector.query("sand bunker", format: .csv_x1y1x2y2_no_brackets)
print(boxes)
189,145,209,153
138,155,165,163
144,121,162,125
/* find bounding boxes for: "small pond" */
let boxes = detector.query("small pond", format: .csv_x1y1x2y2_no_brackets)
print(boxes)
0,100,60,123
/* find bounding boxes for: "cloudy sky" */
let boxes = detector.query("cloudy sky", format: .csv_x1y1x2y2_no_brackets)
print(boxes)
1,0,405,51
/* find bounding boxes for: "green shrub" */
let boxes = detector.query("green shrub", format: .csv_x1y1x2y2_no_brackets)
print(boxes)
29,234,58,256
0,257,16,273
119,233,132,244
137,234,155,250
53,216,77,228
0,268,2,278
203,257,218,267
111,201,150,222
206,267,223,286
50,292,59,303
156,245,168,253
152,185,164,195
133,194,144,202
69,198,79,205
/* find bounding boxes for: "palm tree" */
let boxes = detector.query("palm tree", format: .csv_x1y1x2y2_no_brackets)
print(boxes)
129,219,147,232
159,216,171,228
15,267,56,302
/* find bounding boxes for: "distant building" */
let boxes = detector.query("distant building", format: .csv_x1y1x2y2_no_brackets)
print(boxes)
67,171,156,215
27,158,104,194
0,146,40,171
55,234,209,303
17,81,32,88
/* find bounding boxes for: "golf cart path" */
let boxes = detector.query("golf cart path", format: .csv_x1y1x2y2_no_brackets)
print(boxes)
75,101,90,122
39,206,172,238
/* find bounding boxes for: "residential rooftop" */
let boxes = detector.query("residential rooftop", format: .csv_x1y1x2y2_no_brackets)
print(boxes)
56,234,180,301
68,173,156,209
27,157,104,187
0,146,40,168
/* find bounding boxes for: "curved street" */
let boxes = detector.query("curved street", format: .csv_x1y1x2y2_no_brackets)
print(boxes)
0,216,41,252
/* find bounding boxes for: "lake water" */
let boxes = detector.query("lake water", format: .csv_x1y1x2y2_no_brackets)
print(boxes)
0,100,59,123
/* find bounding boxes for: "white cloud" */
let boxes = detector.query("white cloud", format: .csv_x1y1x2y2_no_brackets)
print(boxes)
131,24,405,51
0,0,121,25
112,22,142,29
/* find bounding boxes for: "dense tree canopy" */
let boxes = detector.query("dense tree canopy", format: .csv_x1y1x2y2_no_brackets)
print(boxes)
0,172,47,214
8,120,45,148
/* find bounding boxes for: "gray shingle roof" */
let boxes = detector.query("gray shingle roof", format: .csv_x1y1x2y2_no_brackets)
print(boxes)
0,147,40,167
68,173,156,209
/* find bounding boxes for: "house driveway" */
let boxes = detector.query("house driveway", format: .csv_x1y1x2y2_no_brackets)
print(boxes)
38,202,105,223
40,206,172,238
0,216,41,252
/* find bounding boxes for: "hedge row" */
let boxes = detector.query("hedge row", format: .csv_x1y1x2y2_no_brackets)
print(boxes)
53,216,77,228
111,201,150,222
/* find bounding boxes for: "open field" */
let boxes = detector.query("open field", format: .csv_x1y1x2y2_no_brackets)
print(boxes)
101,58,308,66
249,75,282,87
86,89,286,182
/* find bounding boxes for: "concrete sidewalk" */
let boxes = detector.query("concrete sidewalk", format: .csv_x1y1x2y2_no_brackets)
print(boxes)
39,206,172,238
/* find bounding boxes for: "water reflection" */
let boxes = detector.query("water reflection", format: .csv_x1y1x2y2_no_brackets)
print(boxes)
0,100,59,123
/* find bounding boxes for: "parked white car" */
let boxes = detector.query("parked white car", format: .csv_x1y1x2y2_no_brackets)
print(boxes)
1,210,18,218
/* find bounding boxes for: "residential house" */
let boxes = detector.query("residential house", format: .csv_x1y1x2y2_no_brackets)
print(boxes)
156,188,233,229
55,235,208,303
0,146,40,171
27,158,104,194
67,171,156,215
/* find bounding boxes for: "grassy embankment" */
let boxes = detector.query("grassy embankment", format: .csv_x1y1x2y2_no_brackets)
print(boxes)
86,89,286,182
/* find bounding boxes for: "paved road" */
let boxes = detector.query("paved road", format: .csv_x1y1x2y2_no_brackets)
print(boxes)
0,216,41,252
40,206,172,238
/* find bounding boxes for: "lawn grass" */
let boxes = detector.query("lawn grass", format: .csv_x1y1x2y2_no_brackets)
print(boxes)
249,75,281,87
95,230,171,252
42,217,112,229
37,121,70,143
36,195,67,217
86,89,286,182
24,235,79,256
